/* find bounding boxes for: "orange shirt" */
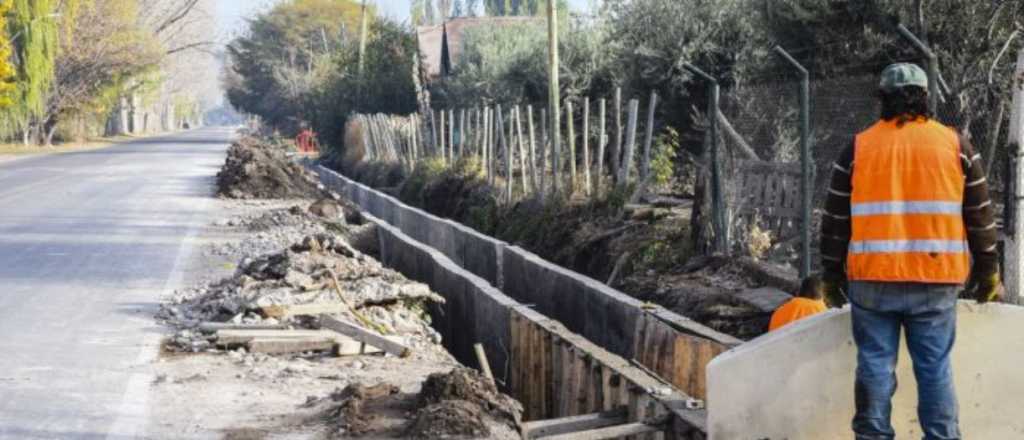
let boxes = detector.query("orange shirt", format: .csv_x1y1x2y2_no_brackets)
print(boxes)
769,297,827,331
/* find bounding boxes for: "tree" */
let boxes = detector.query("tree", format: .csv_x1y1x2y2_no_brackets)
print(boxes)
0,0,15,109
226,0,367,134
2,0,58,142
36,0,161,145
310,18,418,152
451,0,465,17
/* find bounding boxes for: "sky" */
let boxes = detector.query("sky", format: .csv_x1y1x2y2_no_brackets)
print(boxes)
215,0,591,34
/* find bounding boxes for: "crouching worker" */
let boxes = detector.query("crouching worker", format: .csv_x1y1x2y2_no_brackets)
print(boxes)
769,276,828,331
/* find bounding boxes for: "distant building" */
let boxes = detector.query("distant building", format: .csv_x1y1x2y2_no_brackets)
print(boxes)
416,16,542,81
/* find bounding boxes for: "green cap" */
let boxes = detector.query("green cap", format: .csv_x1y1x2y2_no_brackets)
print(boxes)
879,63,928,92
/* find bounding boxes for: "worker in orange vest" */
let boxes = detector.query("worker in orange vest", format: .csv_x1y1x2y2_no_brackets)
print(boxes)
769,276,827,331
819,63,1002,440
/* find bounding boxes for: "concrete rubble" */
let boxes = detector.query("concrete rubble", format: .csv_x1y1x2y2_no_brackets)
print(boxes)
151,141,522,438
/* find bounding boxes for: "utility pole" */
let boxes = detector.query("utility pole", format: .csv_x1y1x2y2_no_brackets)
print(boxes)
358,0,370,75
1004,49,1024,304
546,0,561,195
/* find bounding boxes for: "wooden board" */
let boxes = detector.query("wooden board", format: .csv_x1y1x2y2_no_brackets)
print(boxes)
319,315,411,358
247,338,335,355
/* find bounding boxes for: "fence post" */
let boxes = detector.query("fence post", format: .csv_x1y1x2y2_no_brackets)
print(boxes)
483,107,491,181
1004,49,1024,304
583,96,591,196
527,105,539,193
567,99,577,191
597,98,606,197
448,109,455,163
640,91,659,185
896,23,941,114
515,106,528,194
460,108,467,158
613,87,623,182
498,105,512,204
685,63,728,255
619,99,640,185
774,45,813,279
540,108,549,199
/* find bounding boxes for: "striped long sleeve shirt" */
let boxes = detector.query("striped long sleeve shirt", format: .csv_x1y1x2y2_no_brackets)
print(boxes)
820,133,999,282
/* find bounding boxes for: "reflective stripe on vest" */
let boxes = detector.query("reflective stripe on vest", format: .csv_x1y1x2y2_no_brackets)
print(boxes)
848,119,969,283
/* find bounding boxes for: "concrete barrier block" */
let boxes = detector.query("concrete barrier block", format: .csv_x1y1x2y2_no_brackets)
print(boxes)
454,223,504,286
501,246,556,315
707,303,1024,439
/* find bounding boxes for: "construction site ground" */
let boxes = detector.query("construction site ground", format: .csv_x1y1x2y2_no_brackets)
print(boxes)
146,139,521,439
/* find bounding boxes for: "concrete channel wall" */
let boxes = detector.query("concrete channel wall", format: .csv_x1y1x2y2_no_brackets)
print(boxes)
706,303,1024,439
315,165,742,400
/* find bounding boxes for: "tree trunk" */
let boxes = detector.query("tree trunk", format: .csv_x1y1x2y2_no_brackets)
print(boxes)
44,121,58,147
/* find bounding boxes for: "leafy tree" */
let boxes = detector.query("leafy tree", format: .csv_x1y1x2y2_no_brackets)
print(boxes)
2,0,58,142
37,0,162,144
226,0,366,134
0,0,15,109
309,18,419,152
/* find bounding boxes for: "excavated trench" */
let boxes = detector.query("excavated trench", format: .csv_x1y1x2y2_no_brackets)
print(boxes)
314,164,736,438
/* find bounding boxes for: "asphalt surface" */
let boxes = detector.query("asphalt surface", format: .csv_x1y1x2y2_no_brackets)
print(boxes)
0,128,232,439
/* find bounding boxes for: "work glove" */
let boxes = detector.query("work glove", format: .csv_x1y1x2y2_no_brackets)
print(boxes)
966,272,1003,304
822,273,847,308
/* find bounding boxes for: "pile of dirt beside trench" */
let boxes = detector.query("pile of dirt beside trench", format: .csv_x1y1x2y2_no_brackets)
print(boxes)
217,136,327,199
407,368,522,438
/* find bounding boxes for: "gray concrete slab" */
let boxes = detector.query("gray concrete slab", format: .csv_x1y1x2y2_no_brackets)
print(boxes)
707,302,1024,439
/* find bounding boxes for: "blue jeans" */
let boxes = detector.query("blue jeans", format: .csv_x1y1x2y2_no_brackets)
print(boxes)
849,282,960,440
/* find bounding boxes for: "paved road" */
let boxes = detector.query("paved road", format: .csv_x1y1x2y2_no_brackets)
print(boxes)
0,129,232,439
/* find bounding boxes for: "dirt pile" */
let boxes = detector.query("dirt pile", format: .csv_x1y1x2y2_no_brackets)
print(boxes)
312,368,521,439
217,136,327,199
160,232,443,353
408,368,522,438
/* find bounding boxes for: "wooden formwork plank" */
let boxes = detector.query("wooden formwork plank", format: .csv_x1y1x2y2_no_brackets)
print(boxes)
575,352,589,414
538,422,662,440
600,366,614,412
558,339,573,417
543,329,555,418
557,333,565,419
521,407,628,439
531,319,547,420
584,358,598,414
510,313,524,402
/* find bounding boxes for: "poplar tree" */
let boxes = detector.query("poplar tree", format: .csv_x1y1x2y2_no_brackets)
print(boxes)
2,0,58,140
0,0,15,109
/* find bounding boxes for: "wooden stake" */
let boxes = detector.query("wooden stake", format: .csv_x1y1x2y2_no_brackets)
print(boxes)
497,105,512,203
567,99,577,191
459,108,467,158
448,109,455,163
619,99,640,185
474,343,495,384
613,87,623,183
582,96,591,196
540,108,549,199
597,98,606,196
515,106,529,194
527,105,539,193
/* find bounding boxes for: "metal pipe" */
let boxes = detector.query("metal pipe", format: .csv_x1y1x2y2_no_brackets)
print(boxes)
684,62,728,255
774,45,813,279
896,23,941,113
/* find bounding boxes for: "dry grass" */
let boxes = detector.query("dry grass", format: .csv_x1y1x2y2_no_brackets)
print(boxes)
0,135,139,156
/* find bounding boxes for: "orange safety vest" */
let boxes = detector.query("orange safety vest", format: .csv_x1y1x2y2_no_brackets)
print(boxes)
769,297,827,331
848,118,969,284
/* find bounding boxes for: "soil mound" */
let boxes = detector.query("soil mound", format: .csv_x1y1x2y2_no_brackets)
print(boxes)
406,400,490,439
416,368,522,428
217,137,326,199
